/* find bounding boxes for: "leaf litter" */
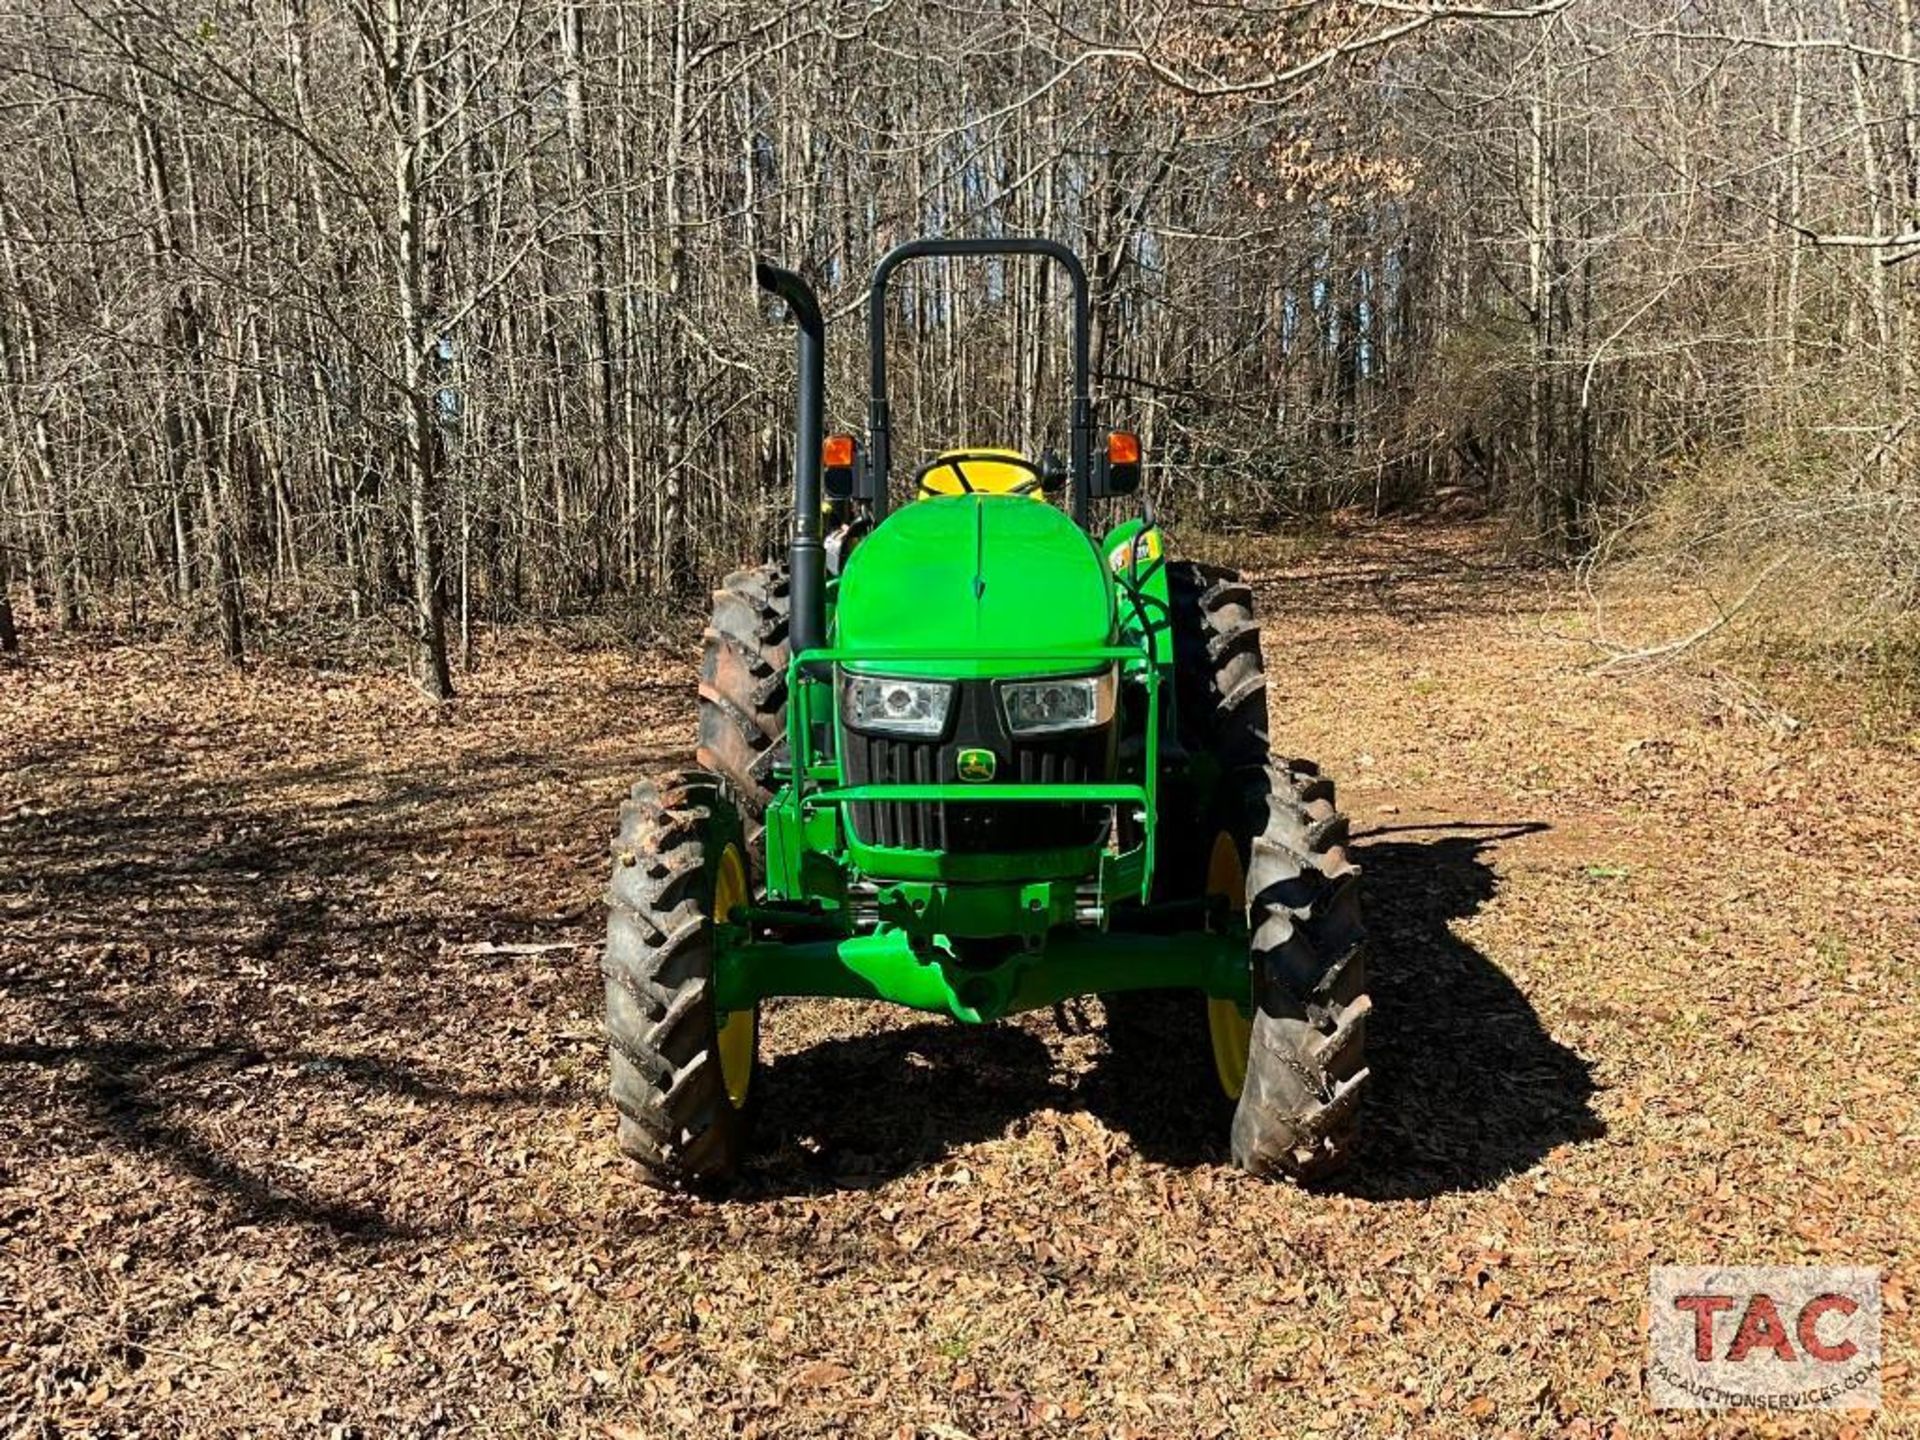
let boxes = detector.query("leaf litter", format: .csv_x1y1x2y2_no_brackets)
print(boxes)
1,521,1913,1437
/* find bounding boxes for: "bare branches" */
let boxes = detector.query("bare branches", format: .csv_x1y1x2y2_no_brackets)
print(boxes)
0,0,1913,687
1059,0,1579,103
1590,558,1790,674
1647,26,1920,70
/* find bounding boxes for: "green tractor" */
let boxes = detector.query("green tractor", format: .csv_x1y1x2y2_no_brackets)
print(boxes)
603,238,1368,1186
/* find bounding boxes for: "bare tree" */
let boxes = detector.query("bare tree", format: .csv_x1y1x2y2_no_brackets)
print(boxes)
0,0,1912,665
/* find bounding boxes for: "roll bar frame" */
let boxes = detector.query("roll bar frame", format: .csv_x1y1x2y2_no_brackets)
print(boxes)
866,238,1095,527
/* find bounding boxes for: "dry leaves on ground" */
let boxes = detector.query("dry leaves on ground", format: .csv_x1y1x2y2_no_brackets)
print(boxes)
2,522,1913,1438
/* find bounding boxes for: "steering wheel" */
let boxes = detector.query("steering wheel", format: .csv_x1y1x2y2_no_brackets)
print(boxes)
913,450,1048,498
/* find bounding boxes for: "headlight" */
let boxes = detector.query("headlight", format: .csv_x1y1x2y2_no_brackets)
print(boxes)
842,673,954,736
1000,670,1117,734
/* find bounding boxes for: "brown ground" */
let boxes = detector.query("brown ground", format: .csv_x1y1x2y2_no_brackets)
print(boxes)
2,522,1914,1439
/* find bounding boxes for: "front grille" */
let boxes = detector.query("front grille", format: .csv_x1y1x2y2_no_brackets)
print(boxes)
841,678,1115,854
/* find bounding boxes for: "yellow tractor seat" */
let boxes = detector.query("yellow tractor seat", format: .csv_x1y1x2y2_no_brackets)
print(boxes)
915,448,1047,500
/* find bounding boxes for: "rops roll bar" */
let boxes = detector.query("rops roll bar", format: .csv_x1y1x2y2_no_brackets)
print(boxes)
866,238,1095,527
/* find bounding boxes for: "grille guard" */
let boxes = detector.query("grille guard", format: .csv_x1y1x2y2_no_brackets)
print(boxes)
784,641,1161,900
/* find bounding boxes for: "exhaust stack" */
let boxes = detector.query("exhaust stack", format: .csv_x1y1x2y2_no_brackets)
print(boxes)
753,260,827,664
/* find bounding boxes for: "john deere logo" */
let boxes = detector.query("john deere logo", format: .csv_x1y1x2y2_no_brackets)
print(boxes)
956,748,996,782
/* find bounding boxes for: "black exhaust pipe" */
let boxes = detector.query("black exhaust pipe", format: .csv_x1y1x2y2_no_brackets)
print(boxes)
753,260,827,665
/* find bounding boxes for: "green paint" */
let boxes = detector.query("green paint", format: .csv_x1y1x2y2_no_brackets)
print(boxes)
813,781,1146,805
1104,517,1176,667
735,497,1245,1018
868,874,1080,939
833,495,1115,678
714,923,1251,1023
841,833,1109,886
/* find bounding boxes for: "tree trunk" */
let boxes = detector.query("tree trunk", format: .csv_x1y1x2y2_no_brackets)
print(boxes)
0,538,19,656
382,0,453,699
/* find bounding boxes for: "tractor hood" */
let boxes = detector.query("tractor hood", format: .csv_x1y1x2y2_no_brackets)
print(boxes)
833,495,1116,678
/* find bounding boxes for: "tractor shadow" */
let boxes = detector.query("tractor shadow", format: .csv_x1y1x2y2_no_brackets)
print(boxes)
742,1017,1068,1196
1083,820,1603,1197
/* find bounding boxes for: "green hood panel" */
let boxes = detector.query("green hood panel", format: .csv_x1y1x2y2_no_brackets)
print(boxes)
834,497,1115,677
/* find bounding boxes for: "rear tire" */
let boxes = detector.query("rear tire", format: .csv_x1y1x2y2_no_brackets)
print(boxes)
1167,560,1269,776
603,770,757,1188
1230,760,1369,1181
1104,560,1271,1036
1105,562,1370,1182
696,564,789,857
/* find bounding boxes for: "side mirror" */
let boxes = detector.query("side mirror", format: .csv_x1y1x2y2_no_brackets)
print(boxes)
823,434,874,502
1091,431,1142,498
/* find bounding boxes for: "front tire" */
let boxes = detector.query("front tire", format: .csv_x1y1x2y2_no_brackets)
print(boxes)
1230,760,1369,1181
603,770,758,1188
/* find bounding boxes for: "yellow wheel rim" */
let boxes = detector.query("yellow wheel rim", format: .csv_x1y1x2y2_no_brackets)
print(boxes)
711,843,756,1108
1204,830,1254,1100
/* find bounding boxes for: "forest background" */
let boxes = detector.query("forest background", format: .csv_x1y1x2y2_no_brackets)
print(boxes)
1,0,1914,704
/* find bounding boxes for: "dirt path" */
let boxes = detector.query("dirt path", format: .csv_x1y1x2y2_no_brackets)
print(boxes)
3,523,1914,1438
